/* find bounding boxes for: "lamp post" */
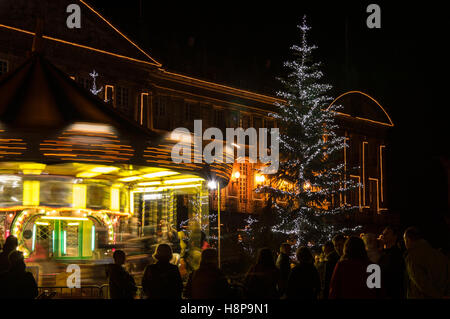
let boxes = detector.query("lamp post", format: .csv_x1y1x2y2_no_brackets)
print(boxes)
207,180,221,268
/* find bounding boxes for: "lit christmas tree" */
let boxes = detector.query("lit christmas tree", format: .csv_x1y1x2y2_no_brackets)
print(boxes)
246,16,360,252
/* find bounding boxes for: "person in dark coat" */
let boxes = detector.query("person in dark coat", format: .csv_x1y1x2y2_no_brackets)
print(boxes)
286,246,321,299
403,227,450,299
329,236,379,299
0,250,38,299
106,250,137,299
0,235,18,274
322,239,341,299
244,248,281,299
184,248,231,299
142,244,183,299
378,225,406,299
276,243,291,297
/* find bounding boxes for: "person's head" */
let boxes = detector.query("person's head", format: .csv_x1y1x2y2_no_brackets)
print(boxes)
8,250,26,272
200,248,218,268
280,243,291,255
153,244,173,263
403,227,423,250
296,246,314,264
3,235,18,253
256,248,275,268
323,241,335,255
113,249,126,265
342,236,368,261
362,233,379,250
381,225,400,249
332,234,346,256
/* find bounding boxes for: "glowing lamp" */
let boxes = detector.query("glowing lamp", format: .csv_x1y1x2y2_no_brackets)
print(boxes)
303,181,312,191
233,171,240,179
207,181,217,190
255,174,265,183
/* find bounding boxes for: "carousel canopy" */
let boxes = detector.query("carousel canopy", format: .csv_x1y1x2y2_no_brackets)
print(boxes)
0,53,231,185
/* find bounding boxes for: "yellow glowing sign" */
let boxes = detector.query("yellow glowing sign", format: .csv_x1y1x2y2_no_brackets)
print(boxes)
110,187,120,211
163,178,204,185
73,184,87,209
142,171,179,179
23,181,40,206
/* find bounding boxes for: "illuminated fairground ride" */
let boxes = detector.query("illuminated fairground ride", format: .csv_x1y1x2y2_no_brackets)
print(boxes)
0,53,232,260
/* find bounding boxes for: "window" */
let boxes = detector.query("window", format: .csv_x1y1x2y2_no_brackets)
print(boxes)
184,102,191,121
253,116,262,130
240,114,251,129
78,77,93,90
105,85,115,106
140,93,149,126
116,86,129,112
154,95,167,117
0,59,8,76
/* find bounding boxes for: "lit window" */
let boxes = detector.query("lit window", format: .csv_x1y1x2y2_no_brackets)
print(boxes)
105,85,115,106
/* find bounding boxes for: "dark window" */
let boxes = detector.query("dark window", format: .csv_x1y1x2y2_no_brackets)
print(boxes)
253,116,262,130
77,77,92,90
0,59,8,76
116,86,129,112
240,114,251,129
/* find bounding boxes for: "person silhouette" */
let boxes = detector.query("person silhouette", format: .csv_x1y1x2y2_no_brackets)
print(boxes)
0,250,38,299
0,235,18,274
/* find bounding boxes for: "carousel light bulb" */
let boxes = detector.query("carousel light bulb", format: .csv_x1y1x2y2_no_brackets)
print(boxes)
207,180,217,190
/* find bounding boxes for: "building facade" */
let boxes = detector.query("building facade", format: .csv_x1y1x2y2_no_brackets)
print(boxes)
0,0,395,252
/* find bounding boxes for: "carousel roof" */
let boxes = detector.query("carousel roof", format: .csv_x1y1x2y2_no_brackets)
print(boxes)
0,53,232,185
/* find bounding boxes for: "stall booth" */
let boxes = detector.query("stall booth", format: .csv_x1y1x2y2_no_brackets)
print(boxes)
0,53,231,261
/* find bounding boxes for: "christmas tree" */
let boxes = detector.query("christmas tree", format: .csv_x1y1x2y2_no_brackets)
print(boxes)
246,16,360,252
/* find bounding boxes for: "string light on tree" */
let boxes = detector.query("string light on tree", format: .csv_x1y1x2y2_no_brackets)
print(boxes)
247,15,360,250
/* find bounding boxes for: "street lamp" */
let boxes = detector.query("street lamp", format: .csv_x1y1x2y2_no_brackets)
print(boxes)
208,180,221,268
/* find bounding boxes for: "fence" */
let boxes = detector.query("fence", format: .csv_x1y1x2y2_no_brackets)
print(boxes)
37,285,145,299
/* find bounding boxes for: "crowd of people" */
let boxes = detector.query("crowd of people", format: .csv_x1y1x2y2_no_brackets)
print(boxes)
0,225,449,299
106,225,450,299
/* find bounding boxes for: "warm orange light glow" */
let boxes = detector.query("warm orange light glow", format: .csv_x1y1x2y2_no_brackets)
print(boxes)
233,171,241,179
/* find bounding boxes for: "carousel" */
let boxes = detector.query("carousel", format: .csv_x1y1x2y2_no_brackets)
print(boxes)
0,52,232,261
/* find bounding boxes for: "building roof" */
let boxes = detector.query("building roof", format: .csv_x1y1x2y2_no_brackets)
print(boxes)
0,53,232,185
0,0,161,67
328,91,394,127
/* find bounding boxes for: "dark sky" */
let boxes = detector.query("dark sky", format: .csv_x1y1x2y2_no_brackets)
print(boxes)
89,1,449,239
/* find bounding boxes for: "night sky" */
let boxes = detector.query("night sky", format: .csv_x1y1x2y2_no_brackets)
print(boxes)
89,1,449,243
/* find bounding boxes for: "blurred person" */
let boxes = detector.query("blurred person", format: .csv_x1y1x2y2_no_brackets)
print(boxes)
403,227,450,299
0,235,18,274
244,248,281,299
276,243,291,297
184,248,231,299
332,234,346,257
378,225,405,299
322,240,340,299
200,231,210,250
0,251,38,299
106,250,137,299
142,244,183,299
315,247,326,297
362,233,382,264
329,236,379,299
286,247,321,299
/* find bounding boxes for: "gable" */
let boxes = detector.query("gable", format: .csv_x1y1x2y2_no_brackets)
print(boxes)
329,91,394,127
0,0,161,67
